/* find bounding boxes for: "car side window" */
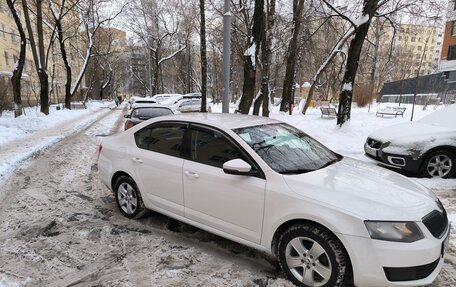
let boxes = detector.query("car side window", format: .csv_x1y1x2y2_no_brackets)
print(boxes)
190,128,246,169
134,124,186,158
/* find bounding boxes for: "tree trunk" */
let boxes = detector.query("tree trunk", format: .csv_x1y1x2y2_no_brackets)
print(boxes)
280,0,305,114
7,0,25,117
238,0,264,114
199,0,207,112
152,50,159,96
55,20,73,110
260,0,276,117
36,0,49,115
337,0,379,126
252,92,262,115
23,0,49,114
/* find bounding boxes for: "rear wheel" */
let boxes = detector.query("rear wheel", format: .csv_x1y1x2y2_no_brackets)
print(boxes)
278,224,351,287
114,176,148,219
421,150,456,178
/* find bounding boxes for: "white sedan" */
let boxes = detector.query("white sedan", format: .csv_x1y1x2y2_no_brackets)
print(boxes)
98,113,449,287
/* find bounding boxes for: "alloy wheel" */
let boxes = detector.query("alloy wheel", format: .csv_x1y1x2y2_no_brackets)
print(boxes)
117,182,138,215
285,236,332,286
427,154,452,178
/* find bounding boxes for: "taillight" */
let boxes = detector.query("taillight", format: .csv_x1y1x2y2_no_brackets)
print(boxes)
125,120,134,130
97,144,102,159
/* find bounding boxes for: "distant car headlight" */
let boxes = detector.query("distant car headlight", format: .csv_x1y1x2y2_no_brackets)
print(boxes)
364,221,424,242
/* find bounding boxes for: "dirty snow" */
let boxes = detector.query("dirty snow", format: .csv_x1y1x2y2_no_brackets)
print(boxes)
0,102,455,286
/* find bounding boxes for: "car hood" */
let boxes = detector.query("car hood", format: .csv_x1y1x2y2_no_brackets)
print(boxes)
368,122,454,144
283,158,439,221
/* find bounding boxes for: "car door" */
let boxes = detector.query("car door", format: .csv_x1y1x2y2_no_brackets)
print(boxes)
183,124,266,244
131,122,187,216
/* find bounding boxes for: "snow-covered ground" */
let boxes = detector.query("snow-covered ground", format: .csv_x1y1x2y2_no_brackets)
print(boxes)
0,101,455,286
0,101,114,192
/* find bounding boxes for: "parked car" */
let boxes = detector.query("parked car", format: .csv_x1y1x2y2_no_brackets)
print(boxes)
124,104,173,130
151,93,182,103
176,98,212,113
365,104,456,178
130,98,158,109
98,113,449,287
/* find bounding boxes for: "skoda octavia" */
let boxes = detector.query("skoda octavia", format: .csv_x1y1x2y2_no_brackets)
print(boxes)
98,113,449,287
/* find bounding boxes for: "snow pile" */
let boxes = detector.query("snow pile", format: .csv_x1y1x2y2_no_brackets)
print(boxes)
0,101,111,146
0,101,115,188
418,103,456,129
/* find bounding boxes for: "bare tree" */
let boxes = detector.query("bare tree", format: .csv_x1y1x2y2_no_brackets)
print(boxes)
22,0,51,115
280,0,305,114
237,0,265,114
252,0,276,117
125,0,189,96
6,0,26,117
200,0,208,112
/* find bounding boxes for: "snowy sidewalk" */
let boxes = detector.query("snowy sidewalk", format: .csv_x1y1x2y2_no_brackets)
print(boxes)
0,101,120,188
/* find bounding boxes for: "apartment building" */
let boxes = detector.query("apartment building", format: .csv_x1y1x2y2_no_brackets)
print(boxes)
0,2,84,106
389,23,443,78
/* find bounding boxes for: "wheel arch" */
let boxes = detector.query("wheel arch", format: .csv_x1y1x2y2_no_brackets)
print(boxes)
271,218,352,268
419,145,456,168
111,171,136,191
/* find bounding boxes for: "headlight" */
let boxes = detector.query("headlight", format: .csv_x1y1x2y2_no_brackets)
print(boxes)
364,221,424,242
380,141,390,149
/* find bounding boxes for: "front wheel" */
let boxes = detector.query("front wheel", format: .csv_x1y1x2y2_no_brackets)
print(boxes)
114,176,148,219
278,224,351,287
421,150,456,178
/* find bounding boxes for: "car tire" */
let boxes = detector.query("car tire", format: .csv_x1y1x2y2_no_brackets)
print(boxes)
421,150,456,179
278,224,351,287
114,176,148,219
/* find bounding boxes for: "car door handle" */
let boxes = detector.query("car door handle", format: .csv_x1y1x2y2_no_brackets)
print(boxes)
132,157,143,163
184,171,199,179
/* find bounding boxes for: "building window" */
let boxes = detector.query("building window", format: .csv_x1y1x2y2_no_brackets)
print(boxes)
13,54,17,64
411,37,416,42
2,24,5,39
417,46,422,51
11,30,15,42
416,54,421,59
452,21,456,36
419,37,422,42
448,45,456,60
4,51,9,66
398,36,402,41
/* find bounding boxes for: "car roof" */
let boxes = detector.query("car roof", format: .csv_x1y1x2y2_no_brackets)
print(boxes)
131,103,171,109
134,98,157,102
150,113,281,130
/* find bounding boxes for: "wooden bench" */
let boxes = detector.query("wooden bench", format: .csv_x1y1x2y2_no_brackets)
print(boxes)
376,107,406,117
320,107,337,118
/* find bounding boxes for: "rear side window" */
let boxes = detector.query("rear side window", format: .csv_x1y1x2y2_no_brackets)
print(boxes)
131,107,173,120
190,128,244,168
134,124,185,157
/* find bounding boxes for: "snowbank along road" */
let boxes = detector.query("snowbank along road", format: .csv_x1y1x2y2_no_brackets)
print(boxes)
0,104,455,286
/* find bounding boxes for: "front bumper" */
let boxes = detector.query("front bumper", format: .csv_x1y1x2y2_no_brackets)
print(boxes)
364,142,423,174
337,223,450,286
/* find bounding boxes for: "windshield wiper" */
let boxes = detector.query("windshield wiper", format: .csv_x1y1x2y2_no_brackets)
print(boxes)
281,169,313,175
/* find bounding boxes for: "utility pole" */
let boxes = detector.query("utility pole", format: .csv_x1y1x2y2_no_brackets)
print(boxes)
222,0,231,113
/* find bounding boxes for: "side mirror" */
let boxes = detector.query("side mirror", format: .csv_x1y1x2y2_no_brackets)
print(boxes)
223,159,252,176
124,114,130,118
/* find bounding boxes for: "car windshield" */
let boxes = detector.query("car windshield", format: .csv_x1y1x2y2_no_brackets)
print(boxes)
131,107,173,120
233,123,341,174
